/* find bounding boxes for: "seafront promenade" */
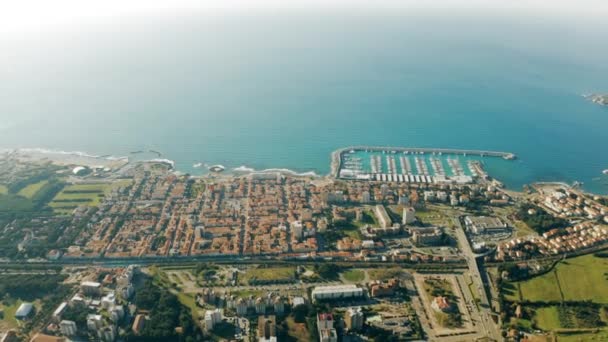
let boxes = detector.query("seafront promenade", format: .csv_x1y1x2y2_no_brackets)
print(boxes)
331,146,516,178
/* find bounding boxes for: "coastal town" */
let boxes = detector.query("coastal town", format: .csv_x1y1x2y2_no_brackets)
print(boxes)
1,147,608,342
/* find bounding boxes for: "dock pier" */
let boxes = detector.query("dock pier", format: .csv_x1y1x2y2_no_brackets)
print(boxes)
331,146,516,179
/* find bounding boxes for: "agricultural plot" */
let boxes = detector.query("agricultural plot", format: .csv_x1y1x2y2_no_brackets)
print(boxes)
505,254,608,303
17,180,49,198
50,181,130,214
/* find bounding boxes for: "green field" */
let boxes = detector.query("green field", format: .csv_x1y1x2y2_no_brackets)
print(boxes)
17,180,49,198
0,194,35,212
342,269,365,282
505,254,608,303
0,184,8,195
50,181,130,214
0,300,24,329
535,306,561,330
240,266,295,284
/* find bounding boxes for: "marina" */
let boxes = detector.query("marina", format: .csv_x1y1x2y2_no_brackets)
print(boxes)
333,146,516,184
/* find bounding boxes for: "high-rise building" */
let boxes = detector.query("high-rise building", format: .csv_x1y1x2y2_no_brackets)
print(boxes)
344,307,364,331
361,191,371,204
236,298,248,316
132,314,145,335
291,221,303,241
402,207,416,225
81,281,102,296
86,314,103,332
273,296,285,315
317,313,338,342
59,320,77,336
374,205,392,228
204,309,222,332
257,315,277,342
97,325,116,342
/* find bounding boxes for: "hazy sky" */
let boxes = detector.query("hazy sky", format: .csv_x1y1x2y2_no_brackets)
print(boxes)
2,0,608,36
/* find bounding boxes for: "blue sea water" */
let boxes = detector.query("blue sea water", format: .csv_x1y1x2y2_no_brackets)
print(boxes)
0,9,607,193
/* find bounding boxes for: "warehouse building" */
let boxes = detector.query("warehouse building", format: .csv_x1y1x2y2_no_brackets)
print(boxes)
312,284,364,302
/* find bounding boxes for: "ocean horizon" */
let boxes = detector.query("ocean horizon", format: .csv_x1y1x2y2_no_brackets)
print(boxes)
1,8,607,193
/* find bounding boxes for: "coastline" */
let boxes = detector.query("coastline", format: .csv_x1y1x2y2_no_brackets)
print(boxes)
2,148,129,169
2,146,607,195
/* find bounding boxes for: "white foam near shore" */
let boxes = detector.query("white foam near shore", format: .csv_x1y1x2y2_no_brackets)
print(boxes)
146,158,175,168
5,147,317,177
9,147,129,168
232,165,319,177
17,148,128,161
233,165,256,173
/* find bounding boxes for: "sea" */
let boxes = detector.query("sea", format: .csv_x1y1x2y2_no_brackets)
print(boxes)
1,8,607,193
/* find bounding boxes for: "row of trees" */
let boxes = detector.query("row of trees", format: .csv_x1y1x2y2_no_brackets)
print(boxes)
0,274,67,301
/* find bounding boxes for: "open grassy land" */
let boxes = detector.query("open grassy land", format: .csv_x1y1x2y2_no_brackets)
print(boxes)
368,267,407,281
532,304,608,338
0,184,8,195
341,224,363,240
240,266,296,285
0,300,24,330
415,205,457,228
342,269,365,282
505,254,608,303
17,180,49,198
286,316,312,342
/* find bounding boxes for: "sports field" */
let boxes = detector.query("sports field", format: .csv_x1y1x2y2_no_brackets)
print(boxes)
342,269,365,282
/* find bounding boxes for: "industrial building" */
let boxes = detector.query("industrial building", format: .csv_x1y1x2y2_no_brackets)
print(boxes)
15,303,34,320
465,216,507,234
312,284,364,302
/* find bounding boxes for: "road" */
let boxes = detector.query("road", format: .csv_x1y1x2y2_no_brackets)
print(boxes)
453,217,502,341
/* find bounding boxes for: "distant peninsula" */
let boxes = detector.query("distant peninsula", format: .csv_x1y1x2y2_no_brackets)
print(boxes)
584,93,608,106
